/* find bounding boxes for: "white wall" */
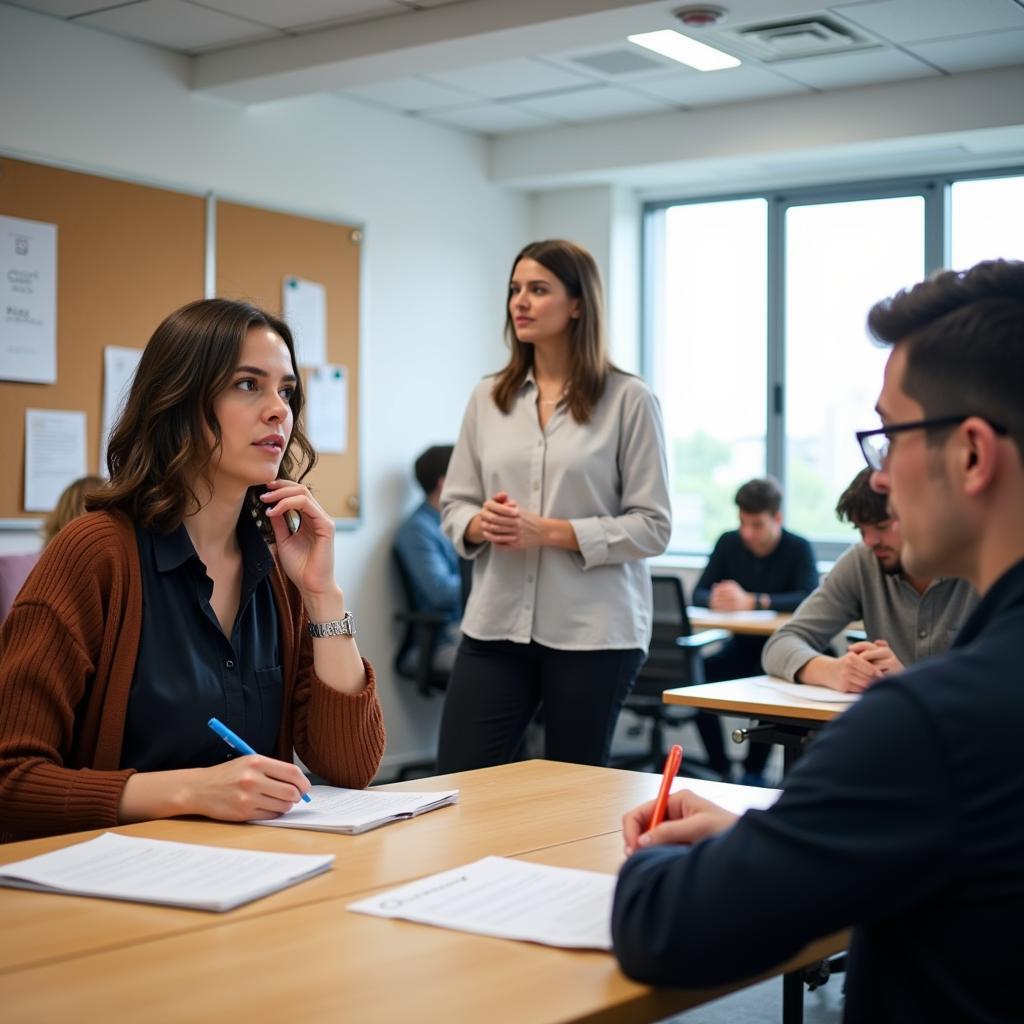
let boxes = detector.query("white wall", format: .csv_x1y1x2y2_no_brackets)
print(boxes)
0,4,530,775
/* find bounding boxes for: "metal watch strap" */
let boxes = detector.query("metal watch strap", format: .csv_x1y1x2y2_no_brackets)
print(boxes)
307,610,355,638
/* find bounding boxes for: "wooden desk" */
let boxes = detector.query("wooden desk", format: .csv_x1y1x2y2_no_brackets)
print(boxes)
1,819,846,1024
663,676,852,726
687,607,791,636
0,761,776,976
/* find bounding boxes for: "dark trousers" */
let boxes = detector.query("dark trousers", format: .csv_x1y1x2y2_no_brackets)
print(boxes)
436,636,644,773
696,636,773,778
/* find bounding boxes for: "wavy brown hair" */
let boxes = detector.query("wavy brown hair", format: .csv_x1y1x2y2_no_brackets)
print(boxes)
88,298,316,535
42,475,106,547
491,239,612,424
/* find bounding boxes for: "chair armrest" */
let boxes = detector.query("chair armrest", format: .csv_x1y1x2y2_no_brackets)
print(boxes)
676,629,731,648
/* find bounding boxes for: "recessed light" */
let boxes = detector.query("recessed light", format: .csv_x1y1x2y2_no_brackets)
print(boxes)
627,29,741,71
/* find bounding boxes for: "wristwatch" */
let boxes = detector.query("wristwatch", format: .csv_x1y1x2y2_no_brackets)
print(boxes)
307,610,356,638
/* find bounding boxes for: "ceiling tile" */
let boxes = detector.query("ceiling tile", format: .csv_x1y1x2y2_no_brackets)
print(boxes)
426,103,560,135
907,26,1024,72
76,0,281,52
774,47,938,89
344,75,477,111
424,57,595,100
6,0,114,15
631,64,809,107
543,43,679,82
835,0,1024,44
515,85,676,124
198,0,399,31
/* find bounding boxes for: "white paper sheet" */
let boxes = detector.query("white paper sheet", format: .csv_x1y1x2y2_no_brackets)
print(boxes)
688,607,779,622
24,408,87,512
0,214,57,384
0,832,334,912
349,856,615,950
756,678,860,704
99,345,143,474
283,277,327,367
306,364,348,453
252,786,458,834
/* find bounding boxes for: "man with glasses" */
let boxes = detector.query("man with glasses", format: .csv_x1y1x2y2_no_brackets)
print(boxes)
612,259,1024,1022
762,468,976,692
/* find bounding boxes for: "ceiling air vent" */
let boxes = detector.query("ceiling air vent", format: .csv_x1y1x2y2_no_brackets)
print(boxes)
730,16,875,61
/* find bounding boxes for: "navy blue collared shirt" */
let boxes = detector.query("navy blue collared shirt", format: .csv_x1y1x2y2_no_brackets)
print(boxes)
121,512,283,772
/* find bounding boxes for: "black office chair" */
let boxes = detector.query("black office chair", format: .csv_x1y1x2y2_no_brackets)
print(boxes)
391,549,470,780
615,575,730,774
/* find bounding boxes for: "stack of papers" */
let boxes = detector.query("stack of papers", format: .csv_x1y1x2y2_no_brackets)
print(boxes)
756,678,860,704
0,832,334,912
251,786,459,835
349,856,615,950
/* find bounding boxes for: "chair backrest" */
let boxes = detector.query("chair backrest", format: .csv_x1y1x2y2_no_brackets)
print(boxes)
0,552,41,624
392,547,425,674
633,574,699,696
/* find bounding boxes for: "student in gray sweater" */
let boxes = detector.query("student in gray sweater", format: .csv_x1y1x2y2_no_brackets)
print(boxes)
762,468,976,692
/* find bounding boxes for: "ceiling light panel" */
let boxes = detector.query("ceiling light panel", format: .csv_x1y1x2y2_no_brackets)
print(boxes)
627,29,740,71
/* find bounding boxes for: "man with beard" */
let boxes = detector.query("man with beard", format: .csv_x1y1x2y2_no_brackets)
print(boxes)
761,468,976,692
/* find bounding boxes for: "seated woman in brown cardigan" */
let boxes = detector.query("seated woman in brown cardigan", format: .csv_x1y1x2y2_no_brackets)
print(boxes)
0,298,385,841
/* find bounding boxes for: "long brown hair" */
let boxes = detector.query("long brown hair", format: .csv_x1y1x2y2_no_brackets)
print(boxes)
491,239,611,424
88,298,316,535
42,475,105,547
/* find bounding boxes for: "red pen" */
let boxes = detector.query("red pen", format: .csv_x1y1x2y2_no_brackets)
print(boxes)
646,744,683,834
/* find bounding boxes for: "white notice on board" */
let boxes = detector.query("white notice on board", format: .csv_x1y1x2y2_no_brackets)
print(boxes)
283,277,327,367
100,346,144,474
306,365,348,453
24,409,87,512
0,215,57,383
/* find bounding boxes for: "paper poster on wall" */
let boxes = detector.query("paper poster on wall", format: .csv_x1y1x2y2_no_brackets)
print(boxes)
282,277,327,367
99,345,144,474
0,215,57,383
24,408,87,512
306,365,348,454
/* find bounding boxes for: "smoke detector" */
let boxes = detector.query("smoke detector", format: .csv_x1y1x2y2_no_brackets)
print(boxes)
674,5,728,28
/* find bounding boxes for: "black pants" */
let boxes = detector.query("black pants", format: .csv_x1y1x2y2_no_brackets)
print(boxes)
696,636,773,778
436,636,644,773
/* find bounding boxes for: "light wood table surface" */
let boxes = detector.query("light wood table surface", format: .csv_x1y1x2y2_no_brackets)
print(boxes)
2,821,846,1024
0,760,772,977
663,676,853,725
687,607,792,636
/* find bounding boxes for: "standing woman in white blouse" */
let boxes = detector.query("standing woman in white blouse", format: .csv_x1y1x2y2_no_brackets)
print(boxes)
437,239,671,771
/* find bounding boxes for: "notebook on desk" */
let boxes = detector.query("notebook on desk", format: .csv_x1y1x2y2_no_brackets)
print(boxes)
0,832,334,912
251,786,460,835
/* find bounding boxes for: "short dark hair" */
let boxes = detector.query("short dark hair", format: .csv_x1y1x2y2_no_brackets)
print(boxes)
867,259,1024,462
414,445,454,495
734,477,782,516
835,468,889,526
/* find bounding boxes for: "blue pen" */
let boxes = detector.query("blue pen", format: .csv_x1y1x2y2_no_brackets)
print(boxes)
207,717,312,803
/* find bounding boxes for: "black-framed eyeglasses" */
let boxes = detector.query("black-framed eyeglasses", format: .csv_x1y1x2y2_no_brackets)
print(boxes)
856,415,1008,471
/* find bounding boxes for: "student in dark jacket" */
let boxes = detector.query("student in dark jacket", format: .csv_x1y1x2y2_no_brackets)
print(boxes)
612,258,1024,1023
692,477,817,782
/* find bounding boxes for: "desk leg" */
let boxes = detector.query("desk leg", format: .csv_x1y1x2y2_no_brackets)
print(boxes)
782,970,804,1024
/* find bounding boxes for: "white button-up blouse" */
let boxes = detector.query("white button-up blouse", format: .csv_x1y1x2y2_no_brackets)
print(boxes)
440,369,671,651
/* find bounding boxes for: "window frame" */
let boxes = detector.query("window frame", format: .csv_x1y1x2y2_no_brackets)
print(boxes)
642,165,1024,559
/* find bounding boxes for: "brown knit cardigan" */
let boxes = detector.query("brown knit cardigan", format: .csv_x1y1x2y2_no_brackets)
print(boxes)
0,511,385,841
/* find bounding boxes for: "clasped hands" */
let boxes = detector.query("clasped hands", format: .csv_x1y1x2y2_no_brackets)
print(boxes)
709,580,757,611
477,491,547,550
832,639,905,692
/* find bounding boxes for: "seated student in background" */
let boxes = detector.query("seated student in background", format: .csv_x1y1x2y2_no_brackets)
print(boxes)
41,474,105,547
613,259,1024,1022
0,298,384,842
393,444,463,674
692,477,817,782
763,467,977,691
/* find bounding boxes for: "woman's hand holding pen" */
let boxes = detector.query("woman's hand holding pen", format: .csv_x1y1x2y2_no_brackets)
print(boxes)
261,480,344,618
117,756,311,825
622,790,738,856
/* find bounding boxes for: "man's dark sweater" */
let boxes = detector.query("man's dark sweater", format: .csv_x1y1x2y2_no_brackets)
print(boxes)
613,558,1024,1022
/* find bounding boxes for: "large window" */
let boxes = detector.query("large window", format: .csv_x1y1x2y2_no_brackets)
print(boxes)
644,168,1023,554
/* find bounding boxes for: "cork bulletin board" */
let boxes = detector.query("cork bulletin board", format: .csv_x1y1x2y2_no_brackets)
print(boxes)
216,200,362,521
0,156,362,524
0,156,204,522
